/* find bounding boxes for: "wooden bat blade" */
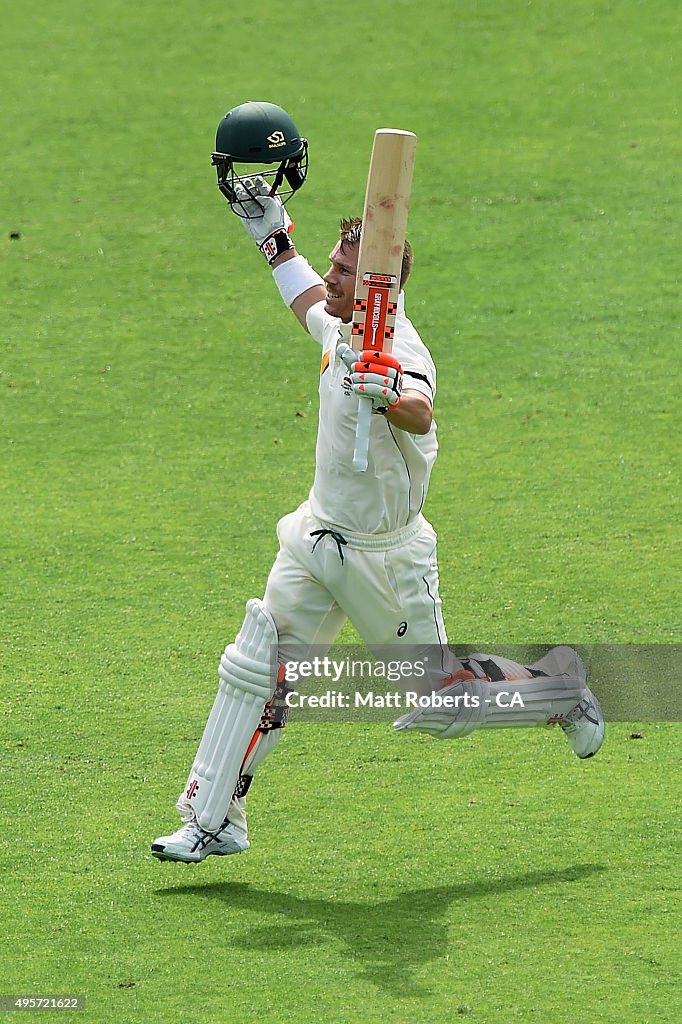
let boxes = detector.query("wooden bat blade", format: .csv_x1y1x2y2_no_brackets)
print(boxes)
352,129,417,472
355,129,417,336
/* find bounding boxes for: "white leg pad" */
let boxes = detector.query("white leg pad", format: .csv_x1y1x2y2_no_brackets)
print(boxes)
241,725,283,776
223,727,284,832
177,599,277,832
394,647,588,738
481,676,586,727
480,646,587,727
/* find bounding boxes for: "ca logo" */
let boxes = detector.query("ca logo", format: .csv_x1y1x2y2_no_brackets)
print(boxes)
267,130,286,148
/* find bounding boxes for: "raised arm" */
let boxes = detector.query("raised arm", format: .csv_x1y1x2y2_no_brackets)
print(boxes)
228,178,325,333
272,250,326,331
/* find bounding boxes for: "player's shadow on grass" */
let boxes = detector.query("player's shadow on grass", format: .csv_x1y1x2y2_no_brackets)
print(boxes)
157,863,606,996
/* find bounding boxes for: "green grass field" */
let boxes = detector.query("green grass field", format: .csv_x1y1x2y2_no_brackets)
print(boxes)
2,1,680,1021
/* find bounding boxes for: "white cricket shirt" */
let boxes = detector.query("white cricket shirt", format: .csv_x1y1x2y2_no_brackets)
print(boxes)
305,294,438,535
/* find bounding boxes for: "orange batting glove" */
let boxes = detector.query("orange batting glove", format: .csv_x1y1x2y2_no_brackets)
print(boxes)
351,350,403,409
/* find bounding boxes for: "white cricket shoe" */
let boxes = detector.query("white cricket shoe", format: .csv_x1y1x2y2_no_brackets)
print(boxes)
551,689,605,758
151,817,250,863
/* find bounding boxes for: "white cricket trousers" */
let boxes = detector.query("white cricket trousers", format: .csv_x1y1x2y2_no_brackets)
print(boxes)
263,500,449,659
225,501,451,829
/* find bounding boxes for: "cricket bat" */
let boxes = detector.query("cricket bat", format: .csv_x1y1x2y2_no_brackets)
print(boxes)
352,128,417,473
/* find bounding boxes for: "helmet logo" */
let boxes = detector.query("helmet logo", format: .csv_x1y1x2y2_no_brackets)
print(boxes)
267,130,286,148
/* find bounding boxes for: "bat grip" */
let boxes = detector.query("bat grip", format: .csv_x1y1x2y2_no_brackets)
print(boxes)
352,396,373,472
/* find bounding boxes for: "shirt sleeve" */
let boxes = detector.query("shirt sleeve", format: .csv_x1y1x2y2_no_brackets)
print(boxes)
305,300,329,346
391,335,436,400
388,295,436,400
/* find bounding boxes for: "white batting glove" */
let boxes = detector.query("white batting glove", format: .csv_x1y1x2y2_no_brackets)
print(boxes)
337,343,357,371
231,177,294,264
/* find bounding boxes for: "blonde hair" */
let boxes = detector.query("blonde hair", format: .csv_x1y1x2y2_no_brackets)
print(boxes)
338,216,414,289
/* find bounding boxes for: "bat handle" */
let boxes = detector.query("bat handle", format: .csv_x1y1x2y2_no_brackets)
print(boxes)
352,396,373,472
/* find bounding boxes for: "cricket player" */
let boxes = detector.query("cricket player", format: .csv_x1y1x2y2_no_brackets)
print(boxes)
152,102,604,864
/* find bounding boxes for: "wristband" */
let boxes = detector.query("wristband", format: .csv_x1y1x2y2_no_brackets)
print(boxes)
272,253,325,307
260,228,294,265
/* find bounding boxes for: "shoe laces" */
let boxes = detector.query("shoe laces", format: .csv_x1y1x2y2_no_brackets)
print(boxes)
557,699,594,732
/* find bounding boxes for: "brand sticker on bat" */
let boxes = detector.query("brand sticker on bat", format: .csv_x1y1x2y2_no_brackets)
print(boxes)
362,273,397,287
353,272,399,347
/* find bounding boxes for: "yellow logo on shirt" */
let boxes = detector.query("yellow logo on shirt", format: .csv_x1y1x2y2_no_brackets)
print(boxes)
320,351,330,375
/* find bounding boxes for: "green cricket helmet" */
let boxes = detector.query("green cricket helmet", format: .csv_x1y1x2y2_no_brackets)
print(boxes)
211,101,308,216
